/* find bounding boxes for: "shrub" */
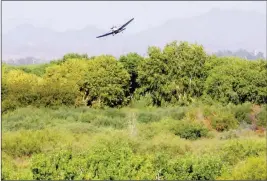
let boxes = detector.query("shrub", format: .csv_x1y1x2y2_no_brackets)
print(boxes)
129,93,154,108
203,105,239,131
220,139,266,165
1,99,18,114
137,111,162,123
165,107,186,120
142,132,192,157
219,130,239,140
210,113,239,132
2,107,129,131
1,153,15,180
2,129,69,157
31,143,155,180
163,154,225,180
1,152,33,180
256,105,267,127
137,120,172,140
219,155,267,180
3,70,40,110
172,120,210,140
231,156,267,180
228,102,253,124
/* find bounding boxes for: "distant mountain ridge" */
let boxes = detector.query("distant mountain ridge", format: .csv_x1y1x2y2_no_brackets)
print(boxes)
3,8,266,63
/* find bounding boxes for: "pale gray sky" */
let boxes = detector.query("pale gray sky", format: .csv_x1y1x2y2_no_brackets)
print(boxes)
2,1,266,34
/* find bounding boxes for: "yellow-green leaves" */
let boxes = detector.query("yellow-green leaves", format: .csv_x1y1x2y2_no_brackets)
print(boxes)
81,55,130,108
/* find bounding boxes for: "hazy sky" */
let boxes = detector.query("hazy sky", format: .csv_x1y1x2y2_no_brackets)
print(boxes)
2,1,266,34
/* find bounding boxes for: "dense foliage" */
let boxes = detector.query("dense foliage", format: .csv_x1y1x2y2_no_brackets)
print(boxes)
2,41,267,180
2,41,266,112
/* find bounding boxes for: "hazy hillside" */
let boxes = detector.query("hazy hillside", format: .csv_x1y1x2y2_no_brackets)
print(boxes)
214,49,265,60
2,8,266,62
123,8,266,56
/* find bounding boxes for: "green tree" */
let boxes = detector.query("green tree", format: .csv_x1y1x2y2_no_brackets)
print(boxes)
50,53,89,65
2,69,40,112
204,57,267,104
38,58,89,107
80,55,130,108
119,52,144,95
137,41,208,106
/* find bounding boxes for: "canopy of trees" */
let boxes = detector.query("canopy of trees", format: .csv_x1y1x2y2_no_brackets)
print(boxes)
2,41,267,181
2,41,267,113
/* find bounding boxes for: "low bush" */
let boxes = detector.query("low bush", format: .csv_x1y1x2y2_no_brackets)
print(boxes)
1,99,18,114
129,93,154,108
165,107,187,120
220,139,266,165
31,143,155,180
162,154,225,180
256,105,267,127
219,130,239,140
219,155,267,180
141,132,192,156
2,129,71,157
203,105,239,131
228,102,253,124
172,120,210,140
2,107,129,131
1,152,33,180
1,153,16,180
137,111,162,123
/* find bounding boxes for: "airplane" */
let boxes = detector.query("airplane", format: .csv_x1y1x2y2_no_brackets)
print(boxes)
96,18,134,38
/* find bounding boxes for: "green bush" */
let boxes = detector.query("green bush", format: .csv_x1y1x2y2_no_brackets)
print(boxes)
165,107,186,120
1,153,15,180
210,113,239,132
1,152,33,180
2,107,129,131
231,156,267,180
256,105,267,127
203,105,239,131
129,93,154,108
163,154,225,180
172,120,210,140
2,129,69,157
219,155,267,180
219,130,239,140
31,143,155,180
137,111,162,123
228,102,253,124
1,99,18,114
141,132,192,157
220,139,266,165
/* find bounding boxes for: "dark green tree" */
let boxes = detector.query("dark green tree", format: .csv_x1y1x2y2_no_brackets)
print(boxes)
119,52,144,95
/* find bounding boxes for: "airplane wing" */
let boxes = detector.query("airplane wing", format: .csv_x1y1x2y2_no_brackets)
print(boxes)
118,18,134,31
96,31,113,38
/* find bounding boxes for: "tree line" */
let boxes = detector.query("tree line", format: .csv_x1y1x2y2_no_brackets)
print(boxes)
2,41,267,113
215,49,265,60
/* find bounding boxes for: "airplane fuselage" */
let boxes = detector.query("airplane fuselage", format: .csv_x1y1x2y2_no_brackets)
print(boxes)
96,18,133,38
111,27,126,35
